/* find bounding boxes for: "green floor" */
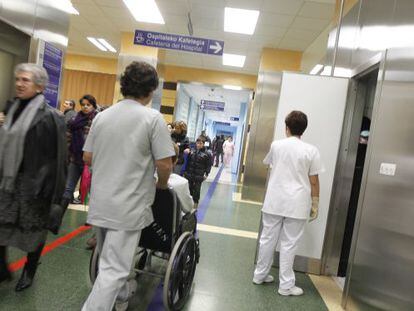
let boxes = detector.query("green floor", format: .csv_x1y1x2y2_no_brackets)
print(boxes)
0,179,327,311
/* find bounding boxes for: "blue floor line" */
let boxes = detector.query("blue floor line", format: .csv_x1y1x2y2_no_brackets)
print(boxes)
196,164,224,223
146,165,224,311
146,283,164,311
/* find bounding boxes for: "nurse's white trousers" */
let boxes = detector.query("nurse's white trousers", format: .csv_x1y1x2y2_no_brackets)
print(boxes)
254,213,306,289
82,227,141,311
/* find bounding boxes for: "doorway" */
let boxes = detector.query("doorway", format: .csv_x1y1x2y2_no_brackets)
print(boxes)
0,49,15,109
323,65,380,288
175,82,252,179
337,68,378,277
0,19,31,110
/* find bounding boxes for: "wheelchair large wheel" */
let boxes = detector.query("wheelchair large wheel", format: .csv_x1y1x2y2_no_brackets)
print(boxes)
163,232,198,311
89,246,99,284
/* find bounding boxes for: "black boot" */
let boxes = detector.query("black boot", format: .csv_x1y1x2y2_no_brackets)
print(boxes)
0,246,12,283
15,243,44,292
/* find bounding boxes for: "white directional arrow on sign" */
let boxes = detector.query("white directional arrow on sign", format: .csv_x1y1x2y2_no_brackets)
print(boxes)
209,41,223,54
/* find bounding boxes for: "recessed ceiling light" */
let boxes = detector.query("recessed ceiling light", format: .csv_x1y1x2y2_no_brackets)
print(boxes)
97,39,117,53
46,0,79,15
223,53,246,67
123,0,165,24
310,64,324,75
87,37,107,51
224,7,260,35
67,3,79,15
223,85,242,90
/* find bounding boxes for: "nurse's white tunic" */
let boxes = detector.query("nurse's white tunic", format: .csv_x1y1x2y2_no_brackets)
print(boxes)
262,137,324,219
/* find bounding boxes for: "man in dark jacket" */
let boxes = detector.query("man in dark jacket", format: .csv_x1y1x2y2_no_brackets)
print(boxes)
214,135,225,167
62,99,77,124
184,137,212,208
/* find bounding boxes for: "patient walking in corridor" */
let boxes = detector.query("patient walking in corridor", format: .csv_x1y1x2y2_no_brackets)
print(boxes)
253,111,324,296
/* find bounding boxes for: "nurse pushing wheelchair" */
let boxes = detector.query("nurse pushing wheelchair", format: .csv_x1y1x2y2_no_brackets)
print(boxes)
89,188,199,311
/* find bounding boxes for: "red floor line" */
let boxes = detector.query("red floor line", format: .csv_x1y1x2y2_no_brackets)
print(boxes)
8,225,91,272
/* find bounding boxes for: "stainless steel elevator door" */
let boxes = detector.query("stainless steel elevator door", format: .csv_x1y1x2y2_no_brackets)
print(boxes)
345,47,414,310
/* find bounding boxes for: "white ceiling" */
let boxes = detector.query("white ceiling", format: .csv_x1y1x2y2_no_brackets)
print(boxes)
180,83,251,123
68,0,335,75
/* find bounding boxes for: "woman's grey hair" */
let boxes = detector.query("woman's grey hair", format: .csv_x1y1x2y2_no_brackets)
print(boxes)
14,63,49,87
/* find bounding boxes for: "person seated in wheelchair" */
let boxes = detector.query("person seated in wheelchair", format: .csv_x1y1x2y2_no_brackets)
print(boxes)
167,143,194,215
140,143,196,257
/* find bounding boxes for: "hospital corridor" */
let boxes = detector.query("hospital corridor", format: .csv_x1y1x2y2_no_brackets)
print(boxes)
0,0,414,310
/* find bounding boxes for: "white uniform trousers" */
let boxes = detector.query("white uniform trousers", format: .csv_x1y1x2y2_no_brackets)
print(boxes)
254,213,306,289
82,227,141,311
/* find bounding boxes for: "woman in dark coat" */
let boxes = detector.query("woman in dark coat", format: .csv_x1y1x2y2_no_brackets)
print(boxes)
171,121,190,175
0,63,67,291
63,94,97,205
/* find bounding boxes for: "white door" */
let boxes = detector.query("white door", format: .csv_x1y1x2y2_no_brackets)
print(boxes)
272,72,349,263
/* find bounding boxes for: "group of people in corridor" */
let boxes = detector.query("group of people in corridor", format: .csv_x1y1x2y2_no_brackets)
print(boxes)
0,60,322,311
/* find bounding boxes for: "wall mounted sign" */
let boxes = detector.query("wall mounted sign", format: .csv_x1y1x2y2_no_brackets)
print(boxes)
200,100,225,111
230,116,240,121
134,30,224,56
214,121,231,126
38,41,63,109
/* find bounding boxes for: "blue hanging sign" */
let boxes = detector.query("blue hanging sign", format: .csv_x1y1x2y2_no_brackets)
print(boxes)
214,121,231,126
134,30,224,56
200,100,225,111
230,117,240,121
38,41,63,108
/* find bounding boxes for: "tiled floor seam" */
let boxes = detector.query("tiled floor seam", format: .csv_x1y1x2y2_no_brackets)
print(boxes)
198,224,258,239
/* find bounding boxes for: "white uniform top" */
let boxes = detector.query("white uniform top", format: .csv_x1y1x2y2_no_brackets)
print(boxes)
262,137,324,219
83,99,175,231
168,173,194,213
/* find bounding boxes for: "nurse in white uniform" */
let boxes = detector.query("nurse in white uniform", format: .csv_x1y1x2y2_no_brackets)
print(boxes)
253,110,324,296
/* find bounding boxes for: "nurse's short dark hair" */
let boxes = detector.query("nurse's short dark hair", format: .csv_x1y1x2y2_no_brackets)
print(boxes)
285,111,308,136
120,61,159,99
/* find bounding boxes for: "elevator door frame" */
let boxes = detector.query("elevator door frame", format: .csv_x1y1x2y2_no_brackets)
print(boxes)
321,53,386,280
0,19,31,109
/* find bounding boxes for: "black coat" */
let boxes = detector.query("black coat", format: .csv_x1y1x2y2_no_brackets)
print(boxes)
184,148,212,182
171,132,190,165
0,101,67,232
214,138,224,153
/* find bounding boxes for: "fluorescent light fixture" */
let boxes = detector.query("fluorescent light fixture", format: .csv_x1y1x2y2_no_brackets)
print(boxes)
223,85,242,90
334,67,352,78
87,37,107,51
321,66,331,76
224,7,260,35
223,53,246,67
36,30,68,47
97,39,117,52
123,0,165,24
66,2,79,15
320,65,352,78
310,64,323,75
45,0,79,15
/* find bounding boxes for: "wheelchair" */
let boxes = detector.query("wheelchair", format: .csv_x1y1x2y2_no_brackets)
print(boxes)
89,188,200,311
